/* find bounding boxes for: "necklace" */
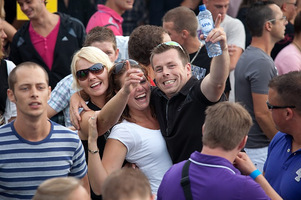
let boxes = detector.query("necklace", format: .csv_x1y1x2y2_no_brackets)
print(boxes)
293,41,301,52
190,44,202,64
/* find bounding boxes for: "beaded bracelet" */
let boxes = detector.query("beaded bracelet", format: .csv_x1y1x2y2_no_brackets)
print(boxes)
250,169,262,180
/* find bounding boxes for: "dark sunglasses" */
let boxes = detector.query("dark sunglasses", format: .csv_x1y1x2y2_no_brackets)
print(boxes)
76,63,105,81
113,59,139,74
266,101,295,110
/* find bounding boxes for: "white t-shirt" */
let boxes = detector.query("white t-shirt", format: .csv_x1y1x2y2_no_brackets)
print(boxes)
4,60,16,124
109,120,172,194
221,14,246,102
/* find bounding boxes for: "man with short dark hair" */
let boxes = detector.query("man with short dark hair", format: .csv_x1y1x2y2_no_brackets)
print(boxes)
0,62,88,199
150,15,229,163
235,1,286,172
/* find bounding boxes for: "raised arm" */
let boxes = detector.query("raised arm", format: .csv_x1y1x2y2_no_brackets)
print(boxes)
78,62,144,139
201,14,230,102
87,114,127,195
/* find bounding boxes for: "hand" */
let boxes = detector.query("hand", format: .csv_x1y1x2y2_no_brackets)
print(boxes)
120,60,144,95
234,152,257,175
88,112,98,142
200,14,228,51
69,91,90,130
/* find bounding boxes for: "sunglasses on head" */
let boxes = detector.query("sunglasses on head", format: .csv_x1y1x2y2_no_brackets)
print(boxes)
113,59,139,74
156,41,186,54
76,63,105,81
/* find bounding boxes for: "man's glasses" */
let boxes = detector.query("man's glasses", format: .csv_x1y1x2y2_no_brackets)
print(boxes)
156,41,186,54
267,16,287,23
113,59,139,74
76,63,105,81
266,101,295,110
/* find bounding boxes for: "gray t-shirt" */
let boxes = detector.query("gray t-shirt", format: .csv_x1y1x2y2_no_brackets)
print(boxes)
235,46,277,148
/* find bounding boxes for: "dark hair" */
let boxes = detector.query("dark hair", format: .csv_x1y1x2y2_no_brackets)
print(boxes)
294,11,301,35
84,26,117,50
128,25,168,66
246,1,275,37
150,43,190,67
268,71,301,115
106,61,154,123
163,6,198,37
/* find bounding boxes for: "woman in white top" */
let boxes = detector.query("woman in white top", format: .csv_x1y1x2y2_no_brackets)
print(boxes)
88,60,172,197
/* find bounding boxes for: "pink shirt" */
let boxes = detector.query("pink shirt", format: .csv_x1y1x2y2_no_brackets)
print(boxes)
29,19,60,70
86,4,123,35
275,43,301,75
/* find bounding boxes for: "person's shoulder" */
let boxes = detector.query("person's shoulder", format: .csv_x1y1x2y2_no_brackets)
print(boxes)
51,121,79,137
57,12,85,28
235,175,270,199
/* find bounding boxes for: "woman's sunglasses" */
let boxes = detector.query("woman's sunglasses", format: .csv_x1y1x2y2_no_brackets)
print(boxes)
113,59,139,74
76,63,105,81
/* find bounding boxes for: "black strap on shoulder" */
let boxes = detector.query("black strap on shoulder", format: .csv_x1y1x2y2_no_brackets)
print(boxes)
181,160,193,200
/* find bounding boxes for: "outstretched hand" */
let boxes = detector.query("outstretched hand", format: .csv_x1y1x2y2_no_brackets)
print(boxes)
121,60,144,95
70,92,91,130
200,14,228,51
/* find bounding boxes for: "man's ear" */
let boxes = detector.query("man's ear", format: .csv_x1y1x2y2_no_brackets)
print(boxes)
265,21,273,32
48,86,51,100
115,48,120,61
185,62,192,76
7,89,16,103
238,135,248,150
182,30,189,39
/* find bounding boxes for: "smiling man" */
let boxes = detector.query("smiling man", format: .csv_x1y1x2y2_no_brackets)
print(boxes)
150,14,230,164
0,62,89,199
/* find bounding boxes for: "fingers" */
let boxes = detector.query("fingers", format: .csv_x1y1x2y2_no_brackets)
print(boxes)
70,107,81,130
214,14,222,28
125,60,131,70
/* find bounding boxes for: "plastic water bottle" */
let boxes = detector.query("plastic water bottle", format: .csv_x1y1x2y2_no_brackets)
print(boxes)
197,4,222,58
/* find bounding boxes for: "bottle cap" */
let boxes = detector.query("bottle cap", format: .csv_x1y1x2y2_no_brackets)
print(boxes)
199,4,206,11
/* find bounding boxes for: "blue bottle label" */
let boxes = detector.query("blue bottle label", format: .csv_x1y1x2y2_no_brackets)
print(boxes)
200,19,212,33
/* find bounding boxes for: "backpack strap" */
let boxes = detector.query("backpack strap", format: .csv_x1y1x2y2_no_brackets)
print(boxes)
180,160,193,200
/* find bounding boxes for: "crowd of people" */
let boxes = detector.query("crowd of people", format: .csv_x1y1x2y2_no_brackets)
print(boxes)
0,0,301,199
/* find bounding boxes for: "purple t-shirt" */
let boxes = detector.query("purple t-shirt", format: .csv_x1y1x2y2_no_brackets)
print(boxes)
157,151,270,200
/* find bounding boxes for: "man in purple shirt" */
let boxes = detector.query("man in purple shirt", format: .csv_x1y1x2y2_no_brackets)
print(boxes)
157,101,282,200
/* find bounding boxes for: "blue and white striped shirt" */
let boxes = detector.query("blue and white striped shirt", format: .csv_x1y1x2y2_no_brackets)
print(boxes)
0,120,87,200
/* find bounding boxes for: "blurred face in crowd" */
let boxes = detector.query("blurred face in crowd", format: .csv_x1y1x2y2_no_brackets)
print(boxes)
269,4,287,42
0,19,7,53
114,0,135,14
162,21,184,46
17,0,46,20
91,41,119,63
203,0,230,22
